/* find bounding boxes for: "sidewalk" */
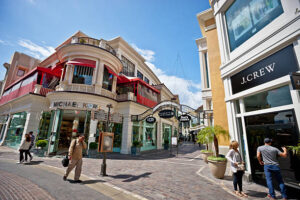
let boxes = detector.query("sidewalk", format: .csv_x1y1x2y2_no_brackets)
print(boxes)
0,144,286,200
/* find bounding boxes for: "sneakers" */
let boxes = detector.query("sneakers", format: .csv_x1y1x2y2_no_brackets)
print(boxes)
30,156,33,161
63,176,67,181
266,194,275,200
16,160,24,164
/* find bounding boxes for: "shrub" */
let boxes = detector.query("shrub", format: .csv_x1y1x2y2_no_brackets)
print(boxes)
207,156,227,162
89,142,98,150
36,140,48,149
132,140,143,147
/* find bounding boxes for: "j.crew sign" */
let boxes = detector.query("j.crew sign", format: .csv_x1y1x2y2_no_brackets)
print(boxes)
231,45,299,94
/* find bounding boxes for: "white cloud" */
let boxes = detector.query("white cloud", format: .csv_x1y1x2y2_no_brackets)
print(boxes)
0,39,13,46
131,43,155,62
131,44,202,109
18,39,55,60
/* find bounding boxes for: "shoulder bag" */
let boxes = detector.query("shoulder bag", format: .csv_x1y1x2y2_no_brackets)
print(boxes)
62,139,76,167
237,151,245,171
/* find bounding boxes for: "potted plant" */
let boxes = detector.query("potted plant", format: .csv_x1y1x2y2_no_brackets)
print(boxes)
88,142,98,158
131,140,142,155
197,129,213,163
198,125,229,179
164,139,169,150
35,139,48,156
287,142,300,180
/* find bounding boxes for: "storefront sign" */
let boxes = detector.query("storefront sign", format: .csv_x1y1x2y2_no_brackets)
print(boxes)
172,137,177,145
290,73,300,90
51,101,101,110
98,132,114,152
145,116,156,123
110,113,123,124
231,45,299,94
158,110,174,119
178,115,191,122
94,110,107,121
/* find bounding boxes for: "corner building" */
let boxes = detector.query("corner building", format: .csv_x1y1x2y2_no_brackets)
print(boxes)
0,31,179,155
211,0,300,191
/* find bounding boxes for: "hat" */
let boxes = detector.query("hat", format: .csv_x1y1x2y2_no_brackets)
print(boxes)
264,138,272,143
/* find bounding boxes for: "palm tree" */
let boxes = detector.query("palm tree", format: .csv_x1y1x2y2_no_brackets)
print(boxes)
197,125,228,157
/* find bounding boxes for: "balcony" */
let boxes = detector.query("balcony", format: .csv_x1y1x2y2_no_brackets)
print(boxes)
116,92,136,102
71,37,117,56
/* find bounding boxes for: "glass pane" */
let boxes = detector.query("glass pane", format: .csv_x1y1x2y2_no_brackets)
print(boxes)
225,0,283,51
72,65,93,85
102,67,113,91
245,110,299,189
244,85,292,112
237,117,248,170
37,112,51,140
235,100,241,114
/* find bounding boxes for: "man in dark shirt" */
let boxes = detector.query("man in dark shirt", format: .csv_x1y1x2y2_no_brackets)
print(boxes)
27,131,35,162
257,138,288,200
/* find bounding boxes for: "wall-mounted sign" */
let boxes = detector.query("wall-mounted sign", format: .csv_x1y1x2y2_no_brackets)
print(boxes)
172,137,177,145
231,45,299,94
110,113,123,124
51,101,101,110
290,73,300,90
158,109,175,119
178,115,191,122
94,110,107,121
98,132,114,152
145,116,156,123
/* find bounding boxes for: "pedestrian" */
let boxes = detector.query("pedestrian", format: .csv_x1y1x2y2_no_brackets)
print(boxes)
17,133,31,164
63,134,87,183
24,131,35,162
226,140,248,197
257,138,288,200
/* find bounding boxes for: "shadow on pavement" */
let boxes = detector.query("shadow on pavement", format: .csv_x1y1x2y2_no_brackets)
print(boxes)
110,172,152,182
81,179,106,184
245,190,267,198
23,161,44,165
222,175,233,181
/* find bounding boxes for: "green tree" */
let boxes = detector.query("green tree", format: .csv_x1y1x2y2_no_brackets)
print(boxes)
197,125,228,157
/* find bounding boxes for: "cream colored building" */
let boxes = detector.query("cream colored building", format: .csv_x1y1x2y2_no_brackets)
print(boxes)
0,31,179,155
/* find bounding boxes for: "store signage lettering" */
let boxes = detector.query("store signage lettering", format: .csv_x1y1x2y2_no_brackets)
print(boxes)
52,101,100,109
158,110,174,119
145,116,156,123
240,63,275,85
231,45,299,94
178,115,191,122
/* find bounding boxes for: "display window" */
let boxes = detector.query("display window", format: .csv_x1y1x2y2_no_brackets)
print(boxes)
132,121,157,151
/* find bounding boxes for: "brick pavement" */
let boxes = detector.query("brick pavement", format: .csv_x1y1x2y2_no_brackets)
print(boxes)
0,143,278,200
0,169,55,200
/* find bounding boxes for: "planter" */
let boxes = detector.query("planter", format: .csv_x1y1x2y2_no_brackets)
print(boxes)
33,148,46,157
207,160,227,179
201,152,213,163
164,143,169,150
131,146,141,155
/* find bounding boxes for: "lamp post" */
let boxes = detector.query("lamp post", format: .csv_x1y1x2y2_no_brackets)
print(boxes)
100,103,113,176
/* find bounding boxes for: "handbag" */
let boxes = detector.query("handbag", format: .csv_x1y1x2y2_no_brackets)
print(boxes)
61,139,76,167
237,151,245,171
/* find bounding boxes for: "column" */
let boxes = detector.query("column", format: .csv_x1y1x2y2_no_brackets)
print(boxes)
112,76,117,94
157,119,163,149
88,119,98,150
95,62,104,94
120,114,133,154
22,111,41,140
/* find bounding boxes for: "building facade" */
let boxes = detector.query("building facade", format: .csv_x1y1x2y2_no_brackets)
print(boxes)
196,8,230,154
211,0,300,191
0,31,179,155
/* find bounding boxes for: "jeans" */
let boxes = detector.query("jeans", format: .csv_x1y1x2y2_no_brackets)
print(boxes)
233,170,244,192
264,165,287,199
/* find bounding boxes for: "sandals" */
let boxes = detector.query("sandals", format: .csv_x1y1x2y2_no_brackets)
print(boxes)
240,192,248,198
234,191,243,197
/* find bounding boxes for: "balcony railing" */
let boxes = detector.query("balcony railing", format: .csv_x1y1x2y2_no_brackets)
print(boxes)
71,37,117,56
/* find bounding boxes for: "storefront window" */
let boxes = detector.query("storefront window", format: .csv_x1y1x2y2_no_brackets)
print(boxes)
4,112,27,149
235,100,241,114
72,65,94,85
96,121,122,152
225,0,283,51
245,110,299,187
37,112,51,140
244,85,292,112
132,121,157,151
132,122,141,142
121,55,135,77
102,67,114,91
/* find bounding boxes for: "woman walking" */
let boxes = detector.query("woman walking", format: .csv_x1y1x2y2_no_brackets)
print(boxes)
17,133,31,164
226,141,248,197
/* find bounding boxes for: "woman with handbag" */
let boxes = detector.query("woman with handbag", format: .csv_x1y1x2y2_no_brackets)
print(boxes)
226,140,248,198
17,133,31,164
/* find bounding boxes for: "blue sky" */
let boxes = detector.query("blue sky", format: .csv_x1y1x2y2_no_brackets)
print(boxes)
0,0,210,108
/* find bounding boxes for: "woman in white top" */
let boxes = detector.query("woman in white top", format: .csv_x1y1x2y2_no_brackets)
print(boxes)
17,133,31,164
226,141,248,197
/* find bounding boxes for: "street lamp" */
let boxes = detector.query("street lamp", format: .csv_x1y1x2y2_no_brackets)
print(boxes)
100,103,113,176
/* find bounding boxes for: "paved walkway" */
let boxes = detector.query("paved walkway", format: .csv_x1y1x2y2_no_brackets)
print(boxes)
0,143,288,200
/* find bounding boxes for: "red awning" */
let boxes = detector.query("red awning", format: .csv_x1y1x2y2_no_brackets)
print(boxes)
104,65,118,76
117,75,160,93
66,58,96,68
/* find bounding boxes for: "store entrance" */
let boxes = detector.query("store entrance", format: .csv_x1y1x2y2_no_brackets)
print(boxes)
57,110,90,155
245,110,300,195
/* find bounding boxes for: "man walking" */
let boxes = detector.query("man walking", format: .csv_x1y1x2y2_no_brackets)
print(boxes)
26,131,35,162
63,135,87,183
257,138,288,200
